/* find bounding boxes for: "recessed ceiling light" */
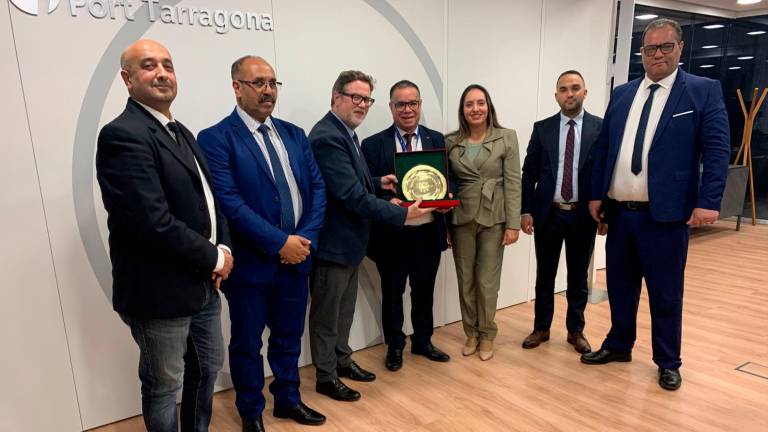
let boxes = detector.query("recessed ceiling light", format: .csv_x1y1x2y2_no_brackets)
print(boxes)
679,62,684,65
635,14,658,20
700,64,715,68
701,45,719,49
634,52,642,56
729,66,742,70
703,24,725,29
738,56,754,60
737,0,762,5
747,31,766,35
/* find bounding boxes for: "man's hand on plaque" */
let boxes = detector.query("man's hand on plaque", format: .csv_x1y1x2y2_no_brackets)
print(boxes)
380,174,398,193
406,198,435,220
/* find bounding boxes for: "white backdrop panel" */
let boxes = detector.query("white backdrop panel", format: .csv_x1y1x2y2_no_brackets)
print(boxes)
0,2,81,431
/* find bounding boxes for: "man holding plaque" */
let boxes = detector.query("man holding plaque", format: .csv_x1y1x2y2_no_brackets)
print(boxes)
361,80,451,372
520,70,602,354
308,71,434,402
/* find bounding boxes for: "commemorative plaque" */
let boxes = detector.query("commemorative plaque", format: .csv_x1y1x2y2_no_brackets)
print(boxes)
394,149,460,209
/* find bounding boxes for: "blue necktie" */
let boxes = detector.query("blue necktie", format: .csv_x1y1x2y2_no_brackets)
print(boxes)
352,132,374,191
631,83,661,175
258,124,295,232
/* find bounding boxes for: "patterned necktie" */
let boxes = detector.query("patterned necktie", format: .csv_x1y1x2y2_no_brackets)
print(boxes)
631,83,661,175
561,119,576,202
404,133,415,152
257,123,295,231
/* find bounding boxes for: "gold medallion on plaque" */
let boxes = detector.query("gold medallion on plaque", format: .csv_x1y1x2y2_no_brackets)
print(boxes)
402,164,447,201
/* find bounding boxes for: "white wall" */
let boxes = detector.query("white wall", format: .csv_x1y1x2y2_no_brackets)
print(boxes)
0,1,81,430
1,0,613,430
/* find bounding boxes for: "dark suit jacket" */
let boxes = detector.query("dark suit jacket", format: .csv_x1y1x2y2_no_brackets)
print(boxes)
309,112,407,267
591,69,730,222
96,98,231,319
197,110,326,284
522,111,602,227
361,124,448,263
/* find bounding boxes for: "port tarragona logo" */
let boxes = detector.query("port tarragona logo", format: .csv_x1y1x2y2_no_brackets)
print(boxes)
9,0,62,15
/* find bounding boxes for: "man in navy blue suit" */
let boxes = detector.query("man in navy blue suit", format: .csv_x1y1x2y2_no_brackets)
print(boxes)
198,56,327,431
308,71,434,402
582,19,730,391
520,71,602,355
361,80,451,372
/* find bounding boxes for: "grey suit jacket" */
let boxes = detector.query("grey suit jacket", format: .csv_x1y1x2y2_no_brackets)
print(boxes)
447,126,522,229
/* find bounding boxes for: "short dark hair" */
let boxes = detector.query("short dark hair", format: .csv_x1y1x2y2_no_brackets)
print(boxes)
389,80,420,99
642,18,683,44
331,70,375,106
557,70,585,86
230,55,266,80
453,84,502,142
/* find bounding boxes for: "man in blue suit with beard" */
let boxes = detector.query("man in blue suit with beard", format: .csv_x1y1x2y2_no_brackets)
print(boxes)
582,19,730,391
198,56,327,431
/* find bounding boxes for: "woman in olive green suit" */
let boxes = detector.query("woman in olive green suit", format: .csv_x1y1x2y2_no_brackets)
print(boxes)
447,84,521,361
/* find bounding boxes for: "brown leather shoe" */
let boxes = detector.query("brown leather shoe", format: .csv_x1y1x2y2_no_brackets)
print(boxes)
522,330,550,349
567,331,592,353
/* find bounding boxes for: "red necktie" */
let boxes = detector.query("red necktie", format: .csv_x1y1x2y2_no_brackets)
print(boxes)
561,119,575,202
404,133,414,152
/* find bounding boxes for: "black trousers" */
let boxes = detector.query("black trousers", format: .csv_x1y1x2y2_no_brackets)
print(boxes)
533,208,597,333
375,223,442,350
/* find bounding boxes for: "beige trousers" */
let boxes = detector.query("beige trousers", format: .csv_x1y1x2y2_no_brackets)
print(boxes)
450,221,505,340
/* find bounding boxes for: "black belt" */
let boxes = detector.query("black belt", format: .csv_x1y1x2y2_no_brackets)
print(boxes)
617,201,649,210
552,202,578,211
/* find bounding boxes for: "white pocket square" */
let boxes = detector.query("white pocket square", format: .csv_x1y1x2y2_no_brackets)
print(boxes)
672,110,693,118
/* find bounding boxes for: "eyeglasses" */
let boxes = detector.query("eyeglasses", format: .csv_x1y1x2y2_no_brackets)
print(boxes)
641,42,678,56
340,92,375,107
237,79,282,90
392,100,421,111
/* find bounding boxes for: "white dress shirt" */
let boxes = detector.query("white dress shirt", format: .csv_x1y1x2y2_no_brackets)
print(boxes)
236,106,303,227
555,110,584,203
608,69,678,201
135,100,227,271
394,125,423,152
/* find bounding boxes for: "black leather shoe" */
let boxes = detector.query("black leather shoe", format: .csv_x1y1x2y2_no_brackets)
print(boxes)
658,368,682,391
316,378,361,402
580,348,632,364
242,416,265,432
412,343,450,362
385,348,403,371
274,401,326,425
337,361,376,382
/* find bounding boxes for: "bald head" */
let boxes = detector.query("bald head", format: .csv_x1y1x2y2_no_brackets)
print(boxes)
119,39,177,117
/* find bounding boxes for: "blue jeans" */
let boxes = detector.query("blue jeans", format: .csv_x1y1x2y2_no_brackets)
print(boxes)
120,290,224,432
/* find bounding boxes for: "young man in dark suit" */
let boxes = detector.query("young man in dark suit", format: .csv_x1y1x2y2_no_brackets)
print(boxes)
96,39,233,432
308,71,433,402
361,80,450,372
584,19,730,391
520,70,602,355
198,56,327,432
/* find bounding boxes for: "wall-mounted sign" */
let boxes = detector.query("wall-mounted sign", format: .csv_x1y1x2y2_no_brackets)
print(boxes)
9,0,273,34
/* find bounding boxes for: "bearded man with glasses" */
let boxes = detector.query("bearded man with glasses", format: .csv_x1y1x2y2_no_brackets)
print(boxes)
308,71,434,402
583,18,729,391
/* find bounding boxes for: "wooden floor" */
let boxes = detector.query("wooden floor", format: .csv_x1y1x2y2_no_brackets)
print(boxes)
91,220,767,432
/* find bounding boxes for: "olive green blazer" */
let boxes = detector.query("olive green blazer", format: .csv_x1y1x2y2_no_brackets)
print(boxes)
447,127,522,229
